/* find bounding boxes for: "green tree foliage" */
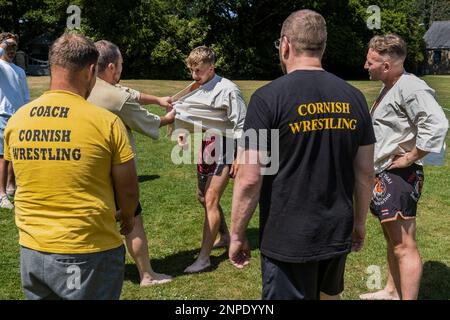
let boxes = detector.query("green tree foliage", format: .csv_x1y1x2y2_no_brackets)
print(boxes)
0,0,441,79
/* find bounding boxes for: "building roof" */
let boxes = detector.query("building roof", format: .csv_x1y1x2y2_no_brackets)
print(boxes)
424,21,450,49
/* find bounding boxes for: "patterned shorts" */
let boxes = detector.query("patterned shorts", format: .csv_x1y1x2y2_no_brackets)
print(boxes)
370,164,424,223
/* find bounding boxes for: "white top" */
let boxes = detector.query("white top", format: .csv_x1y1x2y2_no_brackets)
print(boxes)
0,57,30,118
173,74,246,139
371,72,449,173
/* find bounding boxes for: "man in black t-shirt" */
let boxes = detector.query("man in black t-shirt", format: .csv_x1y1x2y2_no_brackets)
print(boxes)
229,9,376,300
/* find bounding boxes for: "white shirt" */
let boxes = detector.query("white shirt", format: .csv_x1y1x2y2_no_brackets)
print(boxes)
371,73,448,173
173,74,247,139
0,57,30,118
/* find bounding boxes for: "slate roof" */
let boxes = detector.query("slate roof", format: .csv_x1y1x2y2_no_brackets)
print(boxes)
424,21,450,49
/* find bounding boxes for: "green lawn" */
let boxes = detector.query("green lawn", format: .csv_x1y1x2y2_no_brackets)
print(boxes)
0,76,448,300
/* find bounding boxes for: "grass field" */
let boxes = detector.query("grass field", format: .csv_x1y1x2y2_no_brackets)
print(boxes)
0,76,448,300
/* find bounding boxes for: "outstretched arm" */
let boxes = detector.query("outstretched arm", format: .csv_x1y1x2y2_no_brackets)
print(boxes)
139,93,173,110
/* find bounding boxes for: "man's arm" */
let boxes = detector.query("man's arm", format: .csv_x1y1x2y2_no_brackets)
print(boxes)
389,146,429,170
352,144,375,252
139,93,172,110
112,159,139,235
119,102,175,140
390,90,449,170
229,149,263,268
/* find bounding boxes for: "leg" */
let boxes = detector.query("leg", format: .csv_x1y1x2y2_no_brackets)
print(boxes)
125,215,172,286
384,218,422,300
360,225,400,300
0,156,13,209
197,180,229,249
185,166,230,273
213,205,230,248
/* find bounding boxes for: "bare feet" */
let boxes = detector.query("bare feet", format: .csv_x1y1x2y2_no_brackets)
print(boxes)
213,236,230,249
359,289,400,300
184,259,211,273
140,272,173,287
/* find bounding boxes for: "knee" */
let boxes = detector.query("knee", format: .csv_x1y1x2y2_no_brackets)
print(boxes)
392,242,418,259
204,193,220,212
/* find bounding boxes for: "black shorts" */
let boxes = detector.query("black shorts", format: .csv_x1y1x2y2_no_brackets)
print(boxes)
261,254,347,300
370,164,424,223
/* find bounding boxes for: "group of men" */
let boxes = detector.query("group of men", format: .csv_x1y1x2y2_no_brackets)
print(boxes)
0,8,447,300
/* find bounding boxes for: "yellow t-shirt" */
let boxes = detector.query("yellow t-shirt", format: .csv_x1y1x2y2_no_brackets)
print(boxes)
4,90,134,254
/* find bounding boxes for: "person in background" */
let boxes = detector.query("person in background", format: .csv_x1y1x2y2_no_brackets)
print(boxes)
0,32,30,209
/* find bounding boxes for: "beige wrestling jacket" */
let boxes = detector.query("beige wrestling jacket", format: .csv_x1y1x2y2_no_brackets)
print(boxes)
371,72,449,173
88,77,161,153
173,75,247,139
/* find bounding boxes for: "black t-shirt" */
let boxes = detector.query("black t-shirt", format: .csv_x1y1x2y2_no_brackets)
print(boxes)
243,70,376,263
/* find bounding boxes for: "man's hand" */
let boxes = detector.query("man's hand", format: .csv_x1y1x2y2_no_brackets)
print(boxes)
115,210,135,235
229,160,239,178
158,96,173,110
160,109,176,127
351,224,366,252
177,133,189,150
120,217,135,235
229,237,251,269
388,154,414,170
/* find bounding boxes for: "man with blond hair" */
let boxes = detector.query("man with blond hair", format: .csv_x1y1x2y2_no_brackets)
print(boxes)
229,9,375,300
360,34,448,300
4,33,139,299
173,46,246,273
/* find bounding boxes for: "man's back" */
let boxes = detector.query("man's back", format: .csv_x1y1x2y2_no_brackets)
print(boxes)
246,70,375,262
4,90,134,254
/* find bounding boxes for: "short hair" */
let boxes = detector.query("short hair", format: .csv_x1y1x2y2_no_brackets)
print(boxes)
281,9,327,57
186,46,216,68
0,32,18,43
95,40,121,73
49,33,99,72
368,34,407,61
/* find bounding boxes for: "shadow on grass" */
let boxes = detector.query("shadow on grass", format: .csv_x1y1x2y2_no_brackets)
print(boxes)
124,227,259,284
419,261,450,300
138,175,160,183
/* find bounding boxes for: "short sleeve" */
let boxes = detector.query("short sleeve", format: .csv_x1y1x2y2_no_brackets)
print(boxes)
115,84,141,103
240,93,273,151
110,117,135,165
404,90,449,153
118,101,161,140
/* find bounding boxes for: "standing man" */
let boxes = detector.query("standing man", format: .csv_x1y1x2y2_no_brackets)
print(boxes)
229,10,375,300
0,33,30,209
360,34,448,300
174,46,247,273
4,33,139,300
88,40,174,286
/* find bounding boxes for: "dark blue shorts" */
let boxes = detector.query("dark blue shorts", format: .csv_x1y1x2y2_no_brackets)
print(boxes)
261,254,347,300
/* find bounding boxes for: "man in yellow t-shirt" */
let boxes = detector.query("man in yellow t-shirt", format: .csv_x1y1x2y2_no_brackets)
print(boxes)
4,33,139,300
